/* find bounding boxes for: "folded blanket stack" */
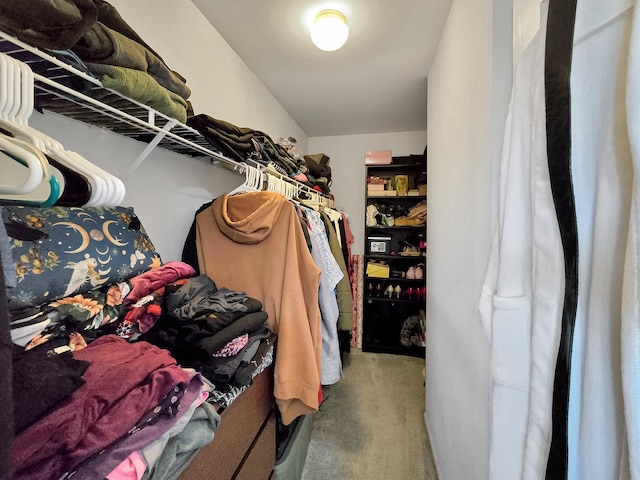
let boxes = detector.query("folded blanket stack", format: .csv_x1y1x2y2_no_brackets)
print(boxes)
0,0,191,121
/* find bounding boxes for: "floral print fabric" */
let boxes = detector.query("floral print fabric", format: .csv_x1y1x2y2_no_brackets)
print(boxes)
24,282,130,350
3,205,161,313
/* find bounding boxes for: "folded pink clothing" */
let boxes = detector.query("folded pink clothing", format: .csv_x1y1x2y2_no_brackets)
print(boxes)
293,173,308,183
125,261,195,306
106,452,146,480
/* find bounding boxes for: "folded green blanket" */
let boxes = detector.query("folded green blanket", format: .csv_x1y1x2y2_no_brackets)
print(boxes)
74,22,191,100
88,63,188,123
93,0,165,64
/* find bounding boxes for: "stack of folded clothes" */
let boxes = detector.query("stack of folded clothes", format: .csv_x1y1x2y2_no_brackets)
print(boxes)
187,114,306,176
141,275,277,407
0,0,192,122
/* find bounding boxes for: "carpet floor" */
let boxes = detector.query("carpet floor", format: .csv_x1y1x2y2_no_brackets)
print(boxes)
300,349,438,480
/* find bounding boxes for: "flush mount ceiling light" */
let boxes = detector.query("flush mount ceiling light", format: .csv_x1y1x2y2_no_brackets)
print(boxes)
311,9,349,52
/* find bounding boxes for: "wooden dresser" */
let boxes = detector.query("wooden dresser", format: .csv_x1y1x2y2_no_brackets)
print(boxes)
179,367,275,480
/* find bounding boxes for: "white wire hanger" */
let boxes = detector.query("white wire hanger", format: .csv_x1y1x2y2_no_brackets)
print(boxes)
0,133,44,195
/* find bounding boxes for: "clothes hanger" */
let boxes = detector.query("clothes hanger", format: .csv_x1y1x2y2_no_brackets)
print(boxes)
1,54,124,206
0,56,59,204
0,135,61,206
0,133,44,195
229,164,263,195
10,54,119,206
265,172,281,197
13,57,112,206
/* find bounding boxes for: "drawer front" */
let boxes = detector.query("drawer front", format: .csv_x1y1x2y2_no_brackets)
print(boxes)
234,412,276,480
179,366,274,480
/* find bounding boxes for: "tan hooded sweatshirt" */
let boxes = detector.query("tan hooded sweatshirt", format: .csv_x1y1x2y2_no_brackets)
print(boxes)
195,191,321,425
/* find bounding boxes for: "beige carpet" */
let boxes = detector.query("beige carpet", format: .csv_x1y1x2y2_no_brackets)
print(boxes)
301,349,438,480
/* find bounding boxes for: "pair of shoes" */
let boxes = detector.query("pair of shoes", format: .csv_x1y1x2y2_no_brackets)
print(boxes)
368,282,383,297
385,285,402,298
390,268,405,278
405,286,427,299
407,266,416,279
406,264,424,279
384,285,402,298
415,264,424,279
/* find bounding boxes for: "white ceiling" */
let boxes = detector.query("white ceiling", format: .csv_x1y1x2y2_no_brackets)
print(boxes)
191,0,453,138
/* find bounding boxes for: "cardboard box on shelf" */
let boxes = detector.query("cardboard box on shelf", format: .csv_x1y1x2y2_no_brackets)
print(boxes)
367,184,385,191
365,150,392,165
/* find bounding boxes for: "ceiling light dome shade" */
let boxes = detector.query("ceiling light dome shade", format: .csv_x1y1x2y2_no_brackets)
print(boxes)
311,9,349,51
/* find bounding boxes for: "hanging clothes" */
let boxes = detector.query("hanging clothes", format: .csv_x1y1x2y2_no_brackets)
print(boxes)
622,4,640,479
567,1,635,479
481,0,639,478
479,3,566,478
190,191,322,426
298,205,343,385
319,212,354,334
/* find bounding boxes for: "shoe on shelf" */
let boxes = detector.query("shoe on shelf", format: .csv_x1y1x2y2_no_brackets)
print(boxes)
384,214,395,226
384,285,394,298
390,268,405,278
399,240,420,256
406,266,416,280
414,264,424,280
394,285,402,299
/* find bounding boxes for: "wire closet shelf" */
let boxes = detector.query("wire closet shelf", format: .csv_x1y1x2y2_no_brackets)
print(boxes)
0,31,334,207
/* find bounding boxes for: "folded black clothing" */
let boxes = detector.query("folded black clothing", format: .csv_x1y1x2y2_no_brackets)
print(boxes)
187,115,254,163
304,154,332,181
12,344,89,434
198,341,259,388
191,326,271,387
183,302,263,343
0,0,98,50
186,115,303,175
165,275,259,321
195,311,268,357
189,114,254,138
232,332,277,387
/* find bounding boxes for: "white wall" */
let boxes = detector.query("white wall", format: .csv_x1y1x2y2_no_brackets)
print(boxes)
308,132,427,254
17,0,310,261
425,0,513,477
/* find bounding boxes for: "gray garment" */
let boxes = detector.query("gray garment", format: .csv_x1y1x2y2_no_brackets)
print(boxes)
166,275,248,321
140,385,211,472
304,208,343,385
0,208,16,288
142,402,221,480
